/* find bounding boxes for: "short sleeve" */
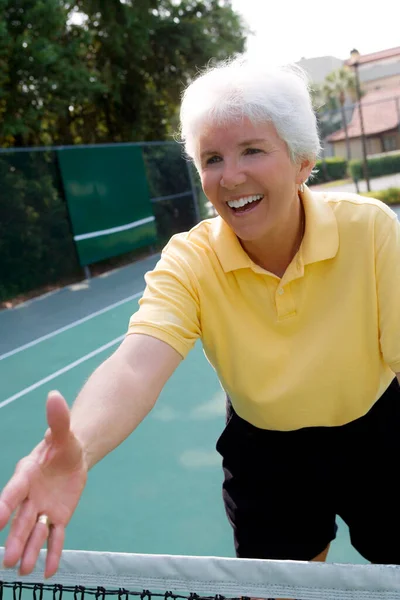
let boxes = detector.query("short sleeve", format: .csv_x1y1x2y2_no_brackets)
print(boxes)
376,210,400,372
127,240,201,359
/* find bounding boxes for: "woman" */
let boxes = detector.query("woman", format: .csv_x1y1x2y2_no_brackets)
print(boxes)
1,56,400,578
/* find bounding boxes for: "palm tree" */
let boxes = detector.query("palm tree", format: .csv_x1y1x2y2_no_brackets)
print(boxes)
322,67,358,161
310,84,340,181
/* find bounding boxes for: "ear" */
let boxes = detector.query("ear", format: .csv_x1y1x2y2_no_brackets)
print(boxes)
296,158,316,184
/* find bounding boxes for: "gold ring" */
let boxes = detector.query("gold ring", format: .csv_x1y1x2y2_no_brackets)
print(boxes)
37,514,51,527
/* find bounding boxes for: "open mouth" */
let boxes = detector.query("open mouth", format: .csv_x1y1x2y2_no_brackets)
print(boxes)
227,194,264,214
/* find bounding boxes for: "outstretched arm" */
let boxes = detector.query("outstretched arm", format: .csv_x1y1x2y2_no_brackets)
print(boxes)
0,334,181,578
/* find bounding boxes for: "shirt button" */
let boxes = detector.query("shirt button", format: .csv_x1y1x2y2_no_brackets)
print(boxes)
278,288,284,295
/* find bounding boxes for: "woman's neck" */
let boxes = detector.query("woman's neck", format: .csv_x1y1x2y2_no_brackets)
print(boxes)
241,198,305,278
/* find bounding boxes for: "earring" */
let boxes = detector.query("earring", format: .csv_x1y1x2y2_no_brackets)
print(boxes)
299,183,304,193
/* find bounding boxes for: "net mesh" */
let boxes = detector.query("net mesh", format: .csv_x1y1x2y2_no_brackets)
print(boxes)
0,584,248,600
1,548,400,600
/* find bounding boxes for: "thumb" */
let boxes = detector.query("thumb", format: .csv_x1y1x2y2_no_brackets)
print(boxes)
46,390,71,445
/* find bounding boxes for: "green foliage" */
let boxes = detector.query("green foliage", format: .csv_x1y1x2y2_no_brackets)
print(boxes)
349,153,400,180
0,0,105,147
324,67,358,105
312,157,348,184
312,67,359,117
0,0,246,147
361,187,400,205
76,0,246,143
0,151,80,302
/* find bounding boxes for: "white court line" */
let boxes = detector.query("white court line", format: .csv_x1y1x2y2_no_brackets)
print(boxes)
0,291,143,362
74,216,155,241
0,335,125,409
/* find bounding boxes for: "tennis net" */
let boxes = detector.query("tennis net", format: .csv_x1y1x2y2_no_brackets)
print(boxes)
1,548,400,600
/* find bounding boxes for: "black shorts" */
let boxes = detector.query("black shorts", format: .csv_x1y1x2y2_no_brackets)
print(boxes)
216,378,400,564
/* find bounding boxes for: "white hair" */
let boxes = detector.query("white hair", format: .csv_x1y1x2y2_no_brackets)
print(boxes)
179,55,321,167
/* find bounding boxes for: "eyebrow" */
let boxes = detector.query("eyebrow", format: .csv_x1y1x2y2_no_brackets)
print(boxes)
238,138,267,147
200,138,267,160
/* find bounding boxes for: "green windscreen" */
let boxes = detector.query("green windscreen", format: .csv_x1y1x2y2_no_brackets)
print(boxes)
57,145,157,266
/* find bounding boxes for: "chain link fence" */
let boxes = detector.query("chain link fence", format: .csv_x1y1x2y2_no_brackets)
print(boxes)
0,142,203,303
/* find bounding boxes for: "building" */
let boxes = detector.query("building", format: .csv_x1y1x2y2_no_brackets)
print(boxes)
345,47,400,92
296,56,343,84
327,86,400,159
327,47,400,159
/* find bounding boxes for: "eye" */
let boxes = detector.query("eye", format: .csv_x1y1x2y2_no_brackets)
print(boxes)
244,147,263,156
206,155,221,165
205,155,222,165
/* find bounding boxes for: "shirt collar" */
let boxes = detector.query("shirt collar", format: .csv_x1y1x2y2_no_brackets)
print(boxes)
209,186,339,273
301,186,339,266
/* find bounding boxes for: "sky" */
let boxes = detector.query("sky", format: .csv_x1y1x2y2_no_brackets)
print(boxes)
231,0,400,66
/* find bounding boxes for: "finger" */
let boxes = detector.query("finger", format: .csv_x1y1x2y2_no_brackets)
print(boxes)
45,524,65,579
46,391,71,444
3,499,37,568
44,427,52,444
19,519,49,576
0,462,30,529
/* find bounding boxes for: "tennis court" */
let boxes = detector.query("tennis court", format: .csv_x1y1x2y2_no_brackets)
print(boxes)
0,248,376,565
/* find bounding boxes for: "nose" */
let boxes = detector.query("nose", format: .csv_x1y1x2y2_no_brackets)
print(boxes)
220,161,246,190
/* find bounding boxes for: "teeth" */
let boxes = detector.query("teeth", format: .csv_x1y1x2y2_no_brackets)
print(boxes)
227,194,263,209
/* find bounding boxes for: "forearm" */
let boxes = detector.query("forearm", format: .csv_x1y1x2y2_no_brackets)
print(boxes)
70,351,157,470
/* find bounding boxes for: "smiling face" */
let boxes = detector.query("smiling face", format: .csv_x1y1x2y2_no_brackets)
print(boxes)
198,118,313,245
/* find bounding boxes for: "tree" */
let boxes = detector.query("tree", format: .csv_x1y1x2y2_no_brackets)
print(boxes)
318,67,358,162
0,0,246,147
0,0,105,147
74,0,247,143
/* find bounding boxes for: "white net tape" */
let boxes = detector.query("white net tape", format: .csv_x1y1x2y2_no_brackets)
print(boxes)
1,548,400,600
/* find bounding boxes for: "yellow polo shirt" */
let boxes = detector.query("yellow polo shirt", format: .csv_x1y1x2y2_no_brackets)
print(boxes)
128,187,400,431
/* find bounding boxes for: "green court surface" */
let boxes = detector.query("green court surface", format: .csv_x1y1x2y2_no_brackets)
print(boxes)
0,254,366,564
